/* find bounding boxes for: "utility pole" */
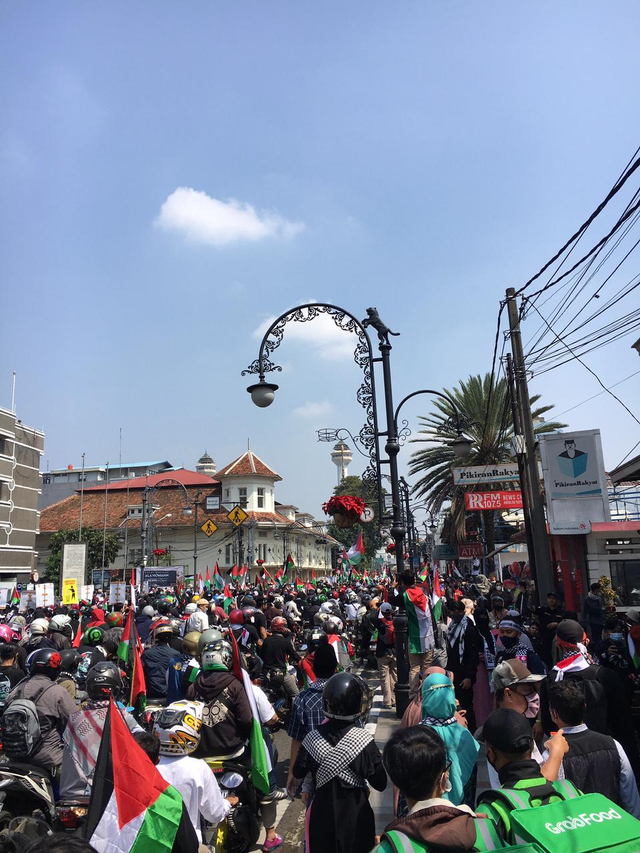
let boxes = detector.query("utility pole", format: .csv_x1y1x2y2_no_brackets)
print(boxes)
505,288,555,598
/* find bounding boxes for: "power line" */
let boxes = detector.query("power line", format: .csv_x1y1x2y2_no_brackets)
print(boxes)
526,300,640,429
552,369,640,417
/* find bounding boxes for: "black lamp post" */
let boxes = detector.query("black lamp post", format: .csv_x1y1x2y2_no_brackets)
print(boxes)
243,304,471,716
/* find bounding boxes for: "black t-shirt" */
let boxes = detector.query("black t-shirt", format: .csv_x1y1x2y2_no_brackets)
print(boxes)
252,610,267,635
1,666,26,688
260,634,300,669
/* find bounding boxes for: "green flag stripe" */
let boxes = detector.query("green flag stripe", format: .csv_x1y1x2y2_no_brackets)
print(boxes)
129,784,182,853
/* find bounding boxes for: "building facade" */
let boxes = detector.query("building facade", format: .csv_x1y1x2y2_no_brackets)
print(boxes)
39,460,173,510
0,406,44,581
37,450,338,585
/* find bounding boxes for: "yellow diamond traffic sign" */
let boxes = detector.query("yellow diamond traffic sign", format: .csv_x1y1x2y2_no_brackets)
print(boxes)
201,519,218,537
227,505,248,527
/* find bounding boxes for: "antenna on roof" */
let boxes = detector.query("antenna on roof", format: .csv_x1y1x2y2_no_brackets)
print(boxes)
248,438,251,451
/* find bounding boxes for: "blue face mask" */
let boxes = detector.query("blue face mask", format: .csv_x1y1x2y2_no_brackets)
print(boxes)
609,633,623,643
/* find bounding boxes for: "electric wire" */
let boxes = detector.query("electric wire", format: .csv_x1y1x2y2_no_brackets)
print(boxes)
552,370,640,418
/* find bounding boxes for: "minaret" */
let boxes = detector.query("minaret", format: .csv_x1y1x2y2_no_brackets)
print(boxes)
331,441,353,484
196,451,216,476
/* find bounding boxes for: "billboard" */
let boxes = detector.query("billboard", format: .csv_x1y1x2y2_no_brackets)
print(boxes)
62,544,87,589
453,463,520,485
143,568,178,587
539,429,610,535
465,491,523,511
459,543,483,559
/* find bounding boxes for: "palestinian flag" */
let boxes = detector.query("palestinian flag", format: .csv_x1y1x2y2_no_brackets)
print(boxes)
204,566,211,591
347,531,365,566
629,634,640,669
9,587,19,607
213,562,224,592
311,568,317,587
227,632,271,795
283,554,294,580
117,610,134,667
223,585,234,614
231,565,239,579
431,570,444,623
404,585,434,654
340,548,350,580
131,632,147,713
85,696,198,853
295,577,304,591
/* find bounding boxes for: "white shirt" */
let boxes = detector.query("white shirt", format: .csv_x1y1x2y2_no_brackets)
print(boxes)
158,755,230,842
543,723,640,820
187,610,209,634
252,683,277,724
345,603,358,621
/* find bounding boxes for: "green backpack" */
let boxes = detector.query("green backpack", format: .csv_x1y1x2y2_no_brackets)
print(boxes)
378,819,544,853
478,779,640,853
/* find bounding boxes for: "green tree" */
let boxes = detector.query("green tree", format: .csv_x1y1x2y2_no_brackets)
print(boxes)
408,374,566,554
45,527,120,588
324,475,382,562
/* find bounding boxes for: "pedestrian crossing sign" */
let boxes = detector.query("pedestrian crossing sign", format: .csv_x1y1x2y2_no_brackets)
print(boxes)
201,519,218,537
227,505,248,527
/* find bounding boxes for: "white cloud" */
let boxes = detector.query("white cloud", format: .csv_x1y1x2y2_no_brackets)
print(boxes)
154,187,305,247
292,400,334,419
252,301,358,362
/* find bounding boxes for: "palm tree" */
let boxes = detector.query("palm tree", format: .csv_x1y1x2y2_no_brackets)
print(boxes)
408,373,566,554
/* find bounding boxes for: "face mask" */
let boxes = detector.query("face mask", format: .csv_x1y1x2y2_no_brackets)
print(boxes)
500,635,518,649
524,692,540,719
610,633,623,643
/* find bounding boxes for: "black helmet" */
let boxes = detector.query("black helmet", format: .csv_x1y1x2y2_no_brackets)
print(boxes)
322,672,368,722
241,595,256,608
58,648,81,675
304,628,327,653
157,598,171,616
26,648,62,680
86,661,123,699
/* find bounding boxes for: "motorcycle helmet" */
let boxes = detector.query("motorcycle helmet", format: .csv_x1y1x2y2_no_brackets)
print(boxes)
185,603,197,615
105,612,123,628
26,647,62,679
305,628,327,652
76,651,96,687
273,596,284,609
154,700,204,756
313,612,330,628
0,625,13,643
49,614,72,631
241,595,256,607
29,618,49,636
157,598,171,616
242,606,258,623
229,609,244,626
170,618,182,636
197,628,223,656
83,626,105,647
322,672,368,722
324,616,344,635
270,616,288,634
86,661,123,699
58,648,81,675
142,605,155,617
153,620,173,641
201,640,233,672
182,631,200,657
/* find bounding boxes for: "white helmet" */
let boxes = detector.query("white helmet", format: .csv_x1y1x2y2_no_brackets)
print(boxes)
50,614,72,631
324,615,344,635
273,596,284,609
153,700,204,756
29,618,49,635
184,603,197,615
142,606,155,617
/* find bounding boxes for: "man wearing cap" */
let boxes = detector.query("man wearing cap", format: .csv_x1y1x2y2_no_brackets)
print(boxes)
484,659,563,789
187,598,210,634
376,602,397,708
540,618,640,777
477,708,570,840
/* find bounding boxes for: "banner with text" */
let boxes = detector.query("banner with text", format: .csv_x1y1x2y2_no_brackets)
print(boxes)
453,463,520,485
465,491,523,511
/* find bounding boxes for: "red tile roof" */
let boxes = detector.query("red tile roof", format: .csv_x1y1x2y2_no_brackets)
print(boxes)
215,452,281,481
82,468,218,492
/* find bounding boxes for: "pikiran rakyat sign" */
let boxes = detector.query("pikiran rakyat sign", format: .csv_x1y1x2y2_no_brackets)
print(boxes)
538,429,611,535
453,463,520,485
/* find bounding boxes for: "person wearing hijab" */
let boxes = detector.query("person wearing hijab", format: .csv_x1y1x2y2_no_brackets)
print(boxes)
420,673,479,808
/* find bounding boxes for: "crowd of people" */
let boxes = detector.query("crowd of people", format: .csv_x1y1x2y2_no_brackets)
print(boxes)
0,570,637,853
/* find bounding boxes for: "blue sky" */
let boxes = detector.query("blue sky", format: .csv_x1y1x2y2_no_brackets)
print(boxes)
2,2,639,523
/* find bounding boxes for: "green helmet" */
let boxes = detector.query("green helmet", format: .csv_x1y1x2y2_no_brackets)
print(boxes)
318,594,328,604
197,628,223,656
83,626,105,647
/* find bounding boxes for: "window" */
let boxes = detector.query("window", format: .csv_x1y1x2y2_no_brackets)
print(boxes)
0,437,12,457
0,482,10,502
258,530,267,538
42,474,51,485
610,560,640,606
239,487,248,509
257,487,265,509
225,544,232,565
224,488,230,501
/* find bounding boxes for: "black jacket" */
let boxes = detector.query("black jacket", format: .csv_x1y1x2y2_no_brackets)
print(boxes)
188,671,252,757
260,634,300,669
142,643,179,699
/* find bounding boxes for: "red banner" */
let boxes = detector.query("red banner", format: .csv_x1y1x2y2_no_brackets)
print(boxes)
464,491,523,511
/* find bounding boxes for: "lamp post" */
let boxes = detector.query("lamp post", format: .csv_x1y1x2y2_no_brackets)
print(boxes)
191,490,204,580
140,479,193,571
243,304,471,716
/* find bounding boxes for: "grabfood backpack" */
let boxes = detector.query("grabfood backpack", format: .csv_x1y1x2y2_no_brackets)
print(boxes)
2,682,55,758
380,820,544,852
479,780,640,853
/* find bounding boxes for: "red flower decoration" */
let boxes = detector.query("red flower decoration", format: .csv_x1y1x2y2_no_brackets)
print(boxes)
256,558,265,565
322,495,366,517
153,548,167,557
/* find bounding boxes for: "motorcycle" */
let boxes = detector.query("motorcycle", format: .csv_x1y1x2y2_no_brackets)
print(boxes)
262,666,294,728
204,748,260,853
140,699,164,732
0,759,57,830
